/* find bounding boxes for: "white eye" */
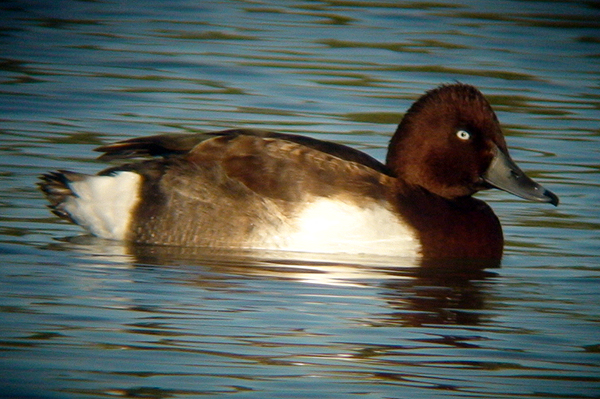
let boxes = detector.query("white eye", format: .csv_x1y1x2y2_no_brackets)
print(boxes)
456,130,471,141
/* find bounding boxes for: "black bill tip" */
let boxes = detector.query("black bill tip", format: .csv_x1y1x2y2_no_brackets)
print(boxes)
542,188,559,206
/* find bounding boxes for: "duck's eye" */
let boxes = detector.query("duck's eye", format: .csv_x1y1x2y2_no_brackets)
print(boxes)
456,130,471,141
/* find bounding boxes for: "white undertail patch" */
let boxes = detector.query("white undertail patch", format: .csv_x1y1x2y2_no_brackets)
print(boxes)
62,171,142,240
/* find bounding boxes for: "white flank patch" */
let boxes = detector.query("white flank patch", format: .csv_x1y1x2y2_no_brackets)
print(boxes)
62,171,142,240
259,198,421,257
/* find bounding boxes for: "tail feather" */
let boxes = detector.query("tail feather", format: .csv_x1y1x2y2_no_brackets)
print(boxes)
38,171,87,223
38,170,142,240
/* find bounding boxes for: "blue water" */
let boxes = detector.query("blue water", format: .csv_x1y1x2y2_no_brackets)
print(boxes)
1,0,599,398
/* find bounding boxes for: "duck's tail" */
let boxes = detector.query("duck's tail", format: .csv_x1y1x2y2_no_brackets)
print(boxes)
38,170,142,240
39,171,84,223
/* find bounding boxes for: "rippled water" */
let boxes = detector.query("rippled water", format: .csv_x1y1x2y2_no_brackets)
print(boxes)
1,0,599,398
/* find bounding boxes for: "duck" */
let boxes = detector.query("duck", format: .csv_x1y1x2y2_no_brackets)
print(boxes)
39,83,558,259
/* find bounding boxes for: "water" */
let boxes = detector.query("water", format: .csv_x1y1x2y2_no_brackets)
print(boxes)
1,0,599,398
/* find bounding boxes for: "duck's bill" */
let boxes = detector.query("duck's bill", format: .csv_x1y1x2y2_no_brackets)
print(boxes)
483,145,559,206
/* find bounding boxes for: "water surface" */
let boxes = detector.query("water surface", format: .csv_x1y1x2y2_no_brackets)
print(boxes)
1,1,599,398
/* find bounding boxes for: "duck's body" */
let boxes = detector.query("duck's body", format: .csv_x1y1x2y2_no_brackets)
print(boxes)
40,84,558,259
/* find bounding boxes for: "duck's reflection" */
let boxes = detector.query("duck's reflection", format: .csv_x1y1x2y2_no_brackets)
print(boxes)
377,265,494,328
53,236,498,330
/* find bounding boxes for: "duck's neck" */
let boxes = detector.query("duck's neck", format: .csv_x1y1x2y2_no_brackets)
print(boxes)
392,185,504,259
